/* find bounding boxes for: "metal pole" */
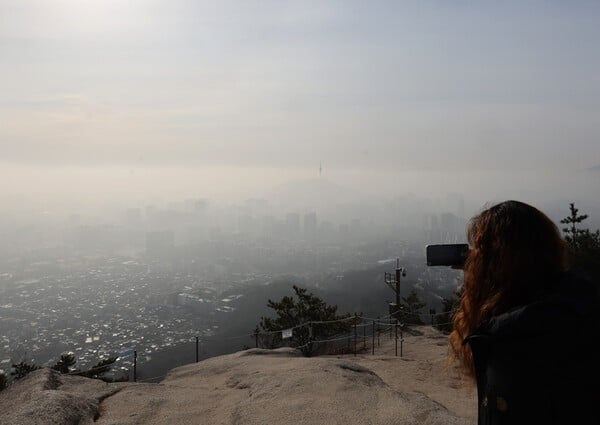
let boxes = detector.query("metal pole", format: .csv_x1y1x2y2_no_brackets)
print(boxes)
372,320,375,355
395,258,401,310
133,350,137,382
196,337,199,363
308,322,313,354
354,313,357,356
395,322,398,357
377,316,380,347
363,322,366,350
254,329,259,348
400,329,404,357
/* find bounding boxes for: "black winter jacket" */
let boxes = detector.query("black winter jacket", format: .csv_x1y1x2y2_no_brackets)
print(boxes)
465,272,600,425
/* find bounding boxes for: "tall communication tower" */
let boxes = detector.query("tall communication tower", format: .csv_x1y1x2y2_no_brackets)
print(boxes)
384,258,406,318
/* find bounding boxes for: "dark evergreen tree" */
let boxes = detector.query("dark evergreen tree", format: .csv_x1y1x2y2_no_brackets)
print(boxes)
434,293,461,333
64,354,127,382
561,203,589,240
3,353,125,389
51,352,77,374
561,203,600,281
259,285,352,356
0,369,6,392
11,361,40,380
398,289,426,325
78,357,118,380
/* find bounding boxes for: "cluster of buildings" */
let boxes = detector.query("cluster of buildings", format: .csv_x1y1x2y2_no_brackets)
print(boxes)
0,256,249,372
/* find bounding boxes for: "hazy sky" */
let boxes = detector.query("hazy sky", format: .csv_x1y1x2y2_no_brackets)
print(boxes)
1,1,599,208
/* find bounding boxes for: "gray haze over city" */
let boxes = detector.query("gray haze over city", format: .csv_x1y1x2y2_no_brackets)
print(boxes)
1,1,599,379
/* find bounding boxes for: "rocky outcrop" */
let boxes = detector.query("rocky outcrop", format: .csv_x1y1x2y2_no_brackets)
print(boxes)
0,327,475,425
0,368,125,425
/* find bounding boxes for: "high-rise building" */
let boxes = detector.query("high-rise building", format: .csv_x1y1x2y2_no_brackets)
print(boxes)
303,212,318,240
125,208,142,226
285,213,300,238
145,230,174,257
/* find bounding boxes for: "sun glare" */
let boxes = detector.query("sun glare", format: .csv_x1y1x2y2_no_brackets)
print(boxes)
40,0,146,37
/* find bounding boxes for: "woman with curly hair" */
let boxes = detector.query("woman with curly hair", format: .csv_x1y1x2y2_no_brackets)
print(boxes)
450,200,600,425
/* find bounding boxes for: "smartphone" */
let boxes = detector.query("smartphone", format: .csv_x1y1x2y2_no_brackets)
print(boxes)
426,244,469,266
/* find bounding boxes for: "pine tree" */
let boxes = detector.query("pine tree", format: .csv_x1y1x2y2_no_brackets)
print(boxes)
399,289,426,325
10,361,40,380
561,203,589,242
51,352,122,382
51,352,77,374
434,292,461,332
561,203,600,281
0,369,6,392
78,357,118,380
259,285,351,356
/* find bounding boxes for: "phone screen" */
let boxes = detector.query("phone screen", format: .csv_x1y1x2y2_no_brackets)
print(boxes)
426,244,469,266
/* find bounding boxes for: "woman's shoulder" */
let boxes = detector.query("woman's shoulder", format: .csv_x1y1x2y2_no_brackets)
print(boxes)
472,271,600,342
555,269,599,303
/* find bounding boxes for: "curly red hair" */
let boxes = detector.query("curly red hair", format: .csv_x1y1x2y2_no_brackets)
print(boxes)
449,200,568,379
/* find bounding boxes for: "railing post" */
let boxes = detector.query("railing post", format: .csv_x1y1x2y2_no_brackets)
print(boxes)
400,329,404,357
395,322,398,357
308,321,313,354
195,337,199,363
133,350,137,382
377,316,380,347
354,313,357,356
372,320,375,355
